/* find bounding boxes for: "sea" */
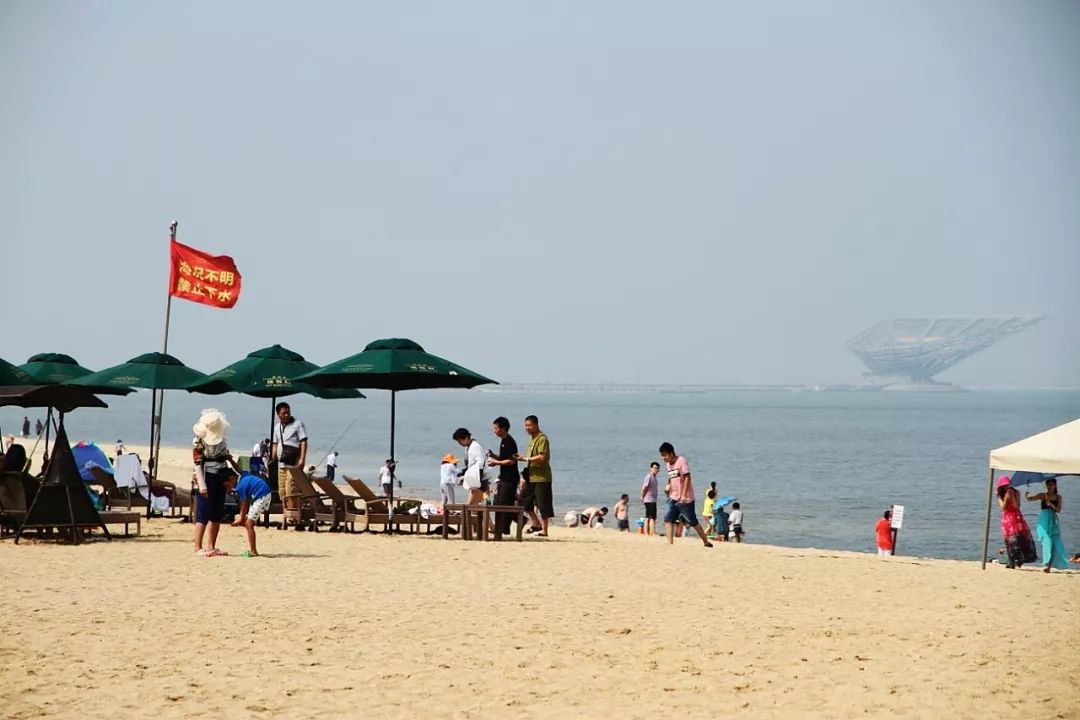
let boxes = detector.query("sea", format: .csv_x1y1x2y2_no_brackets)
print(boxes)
3,388,1078,562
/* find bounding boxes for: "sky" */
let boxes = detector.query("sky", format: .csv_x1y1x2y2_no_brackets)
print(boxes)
2,1,1078,387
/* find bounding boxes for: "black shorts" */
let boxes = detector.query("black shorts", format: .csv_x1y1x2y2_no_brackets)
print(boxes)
532,481,554,519
195,469,227,524
617,518,629,530
520,479,536,512
644,502,657,520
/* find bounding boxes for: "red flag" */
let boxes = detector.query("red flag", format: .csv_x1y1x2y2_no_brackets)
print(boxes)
168,239,242,309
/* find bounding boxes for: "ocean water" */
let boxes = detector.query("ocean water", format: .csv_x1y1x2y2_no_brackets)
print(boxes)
3,389,1078,562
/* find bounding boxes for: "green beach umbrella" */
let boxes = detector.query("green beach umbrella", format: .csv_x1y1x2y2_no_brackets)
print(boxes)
187,345,363,478
296,338,498,391
70,352,211,517
15,354,130,468
186,344,362,399
70,352,209,391
18,353,95,385
295,338,497,512
0,357,32,386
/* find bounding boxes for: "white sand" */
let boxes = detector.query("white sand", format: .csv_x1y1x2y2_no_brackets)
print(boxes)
1,513,1078,719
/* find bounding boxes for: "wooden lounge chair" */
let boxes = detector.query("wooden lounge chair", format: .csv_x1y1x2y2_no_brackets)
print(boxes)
87,466,181,516
281,467,336,531
342,475,424,533
309,475,366,532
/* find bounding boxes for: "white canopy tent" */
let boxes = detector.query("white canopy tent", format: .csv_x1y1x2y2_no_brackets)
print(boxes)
981,418,1080,569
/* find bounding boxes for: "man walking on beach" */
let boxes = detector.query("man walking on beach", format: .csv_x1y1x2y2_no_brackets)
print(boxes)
488,416,521,535
641,461,660,536
658,442,712,547
516,415,552,537
21,417,30,438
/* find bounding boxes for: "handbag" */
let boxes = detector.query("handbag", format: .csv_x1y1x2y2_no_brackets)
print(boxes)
463,462,482,490
278,423,301,467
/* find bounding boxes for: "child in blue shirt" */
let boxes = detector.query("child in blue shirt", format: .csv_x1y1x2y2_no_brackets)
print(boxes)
224,471,272,556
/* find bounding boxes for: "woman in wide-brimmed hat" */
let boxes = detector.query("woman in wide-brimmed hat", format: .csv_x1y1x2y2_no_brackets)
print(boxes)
192,408,233,557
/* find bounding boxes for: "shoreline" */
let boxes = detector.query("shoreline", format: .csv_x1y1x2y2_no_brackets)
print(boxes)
7,437,1078,566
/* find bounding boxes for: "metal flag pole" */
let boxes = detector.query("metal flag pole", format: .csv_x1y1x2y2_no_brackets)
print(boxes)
149,220,178,518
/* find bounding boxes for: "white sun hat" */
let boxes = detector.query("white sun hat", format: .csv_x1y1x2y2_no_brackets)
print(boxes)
193,408,230,446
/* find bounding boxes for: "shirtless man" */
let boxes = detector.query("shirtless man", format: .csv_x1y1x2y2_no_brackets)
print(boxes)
613,494,630,532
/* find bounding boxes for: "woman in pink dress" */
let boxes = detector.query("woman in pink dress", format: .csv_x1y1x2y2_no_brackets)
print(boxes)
997,476,1036,569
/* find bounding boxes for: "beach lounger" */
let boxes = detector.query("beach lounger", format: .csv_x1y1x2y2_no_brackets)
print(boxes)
88,466,181,516
281,467,336,531
342,475,423,533
309,475,366,532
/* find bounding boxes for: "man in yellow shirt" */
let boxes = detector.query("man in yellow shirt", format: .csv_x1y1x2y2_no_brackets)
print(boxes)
516,415,552,537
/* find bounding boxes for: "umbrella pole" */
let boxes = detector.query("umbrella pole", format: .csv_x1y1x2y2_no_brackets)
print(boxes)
388,390,396,533
269,396,276,525
980,467,995,570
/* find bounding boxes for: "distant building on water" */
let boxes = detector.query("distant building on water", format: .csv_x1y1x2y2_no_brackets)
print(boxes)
847,315,1044,390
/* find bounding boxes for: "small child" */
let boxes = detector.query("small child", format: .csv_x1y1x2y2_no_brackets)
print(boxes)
713,502,730,541
224,470,272,556
728,502,744,542
702,487,716,536
614,494,630,532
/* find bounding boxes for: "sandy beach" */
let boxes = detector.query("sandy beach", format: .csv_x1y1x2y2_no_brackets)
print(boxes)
2,506,1078,719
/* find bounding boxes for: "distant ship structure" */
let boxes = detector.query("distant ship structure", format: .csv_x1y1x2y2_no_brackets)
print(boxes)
847,315,1044,390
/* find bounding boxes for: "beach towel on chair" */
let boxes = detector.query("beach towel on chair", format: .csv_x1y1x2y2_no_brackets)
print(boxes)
114,454,144,490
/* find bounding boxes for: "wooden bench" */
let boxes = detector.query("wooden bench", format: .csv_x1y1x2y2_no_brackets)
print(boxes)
443,504,525,541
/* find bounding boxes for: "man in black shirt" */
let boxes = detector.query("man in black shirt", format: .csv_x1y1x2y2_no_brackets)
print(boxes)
488,416,521,535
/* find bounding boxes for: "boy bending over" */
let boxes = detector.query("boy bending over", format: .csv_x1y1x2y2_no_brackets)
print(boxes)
224,471,272,557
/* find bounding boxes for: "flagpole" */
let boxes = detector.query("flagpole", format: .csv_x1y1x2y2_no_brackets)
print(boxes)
149,220,178,518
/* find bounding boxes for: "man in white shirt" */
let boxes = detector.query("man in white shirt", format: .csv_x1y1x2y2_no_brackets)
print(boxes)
325,450,339,482
271,402,308,511
378,459,395,497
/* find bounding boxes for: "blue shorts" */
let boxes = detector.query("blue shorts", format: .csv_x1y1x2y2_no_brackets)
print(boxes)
195,469,227,524
664,499,698,527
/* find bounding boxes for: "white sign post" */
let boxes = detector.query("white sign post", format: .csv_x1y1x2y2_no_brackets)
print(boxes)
889,504,904,555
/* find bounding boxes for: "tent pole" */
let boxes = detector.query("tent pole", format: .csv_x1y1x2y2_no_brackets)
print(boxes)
980,467,995,570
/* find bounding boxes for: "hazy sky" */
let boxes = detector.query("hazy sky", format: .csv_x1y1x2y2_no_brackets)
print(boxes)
2,1,1078,386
